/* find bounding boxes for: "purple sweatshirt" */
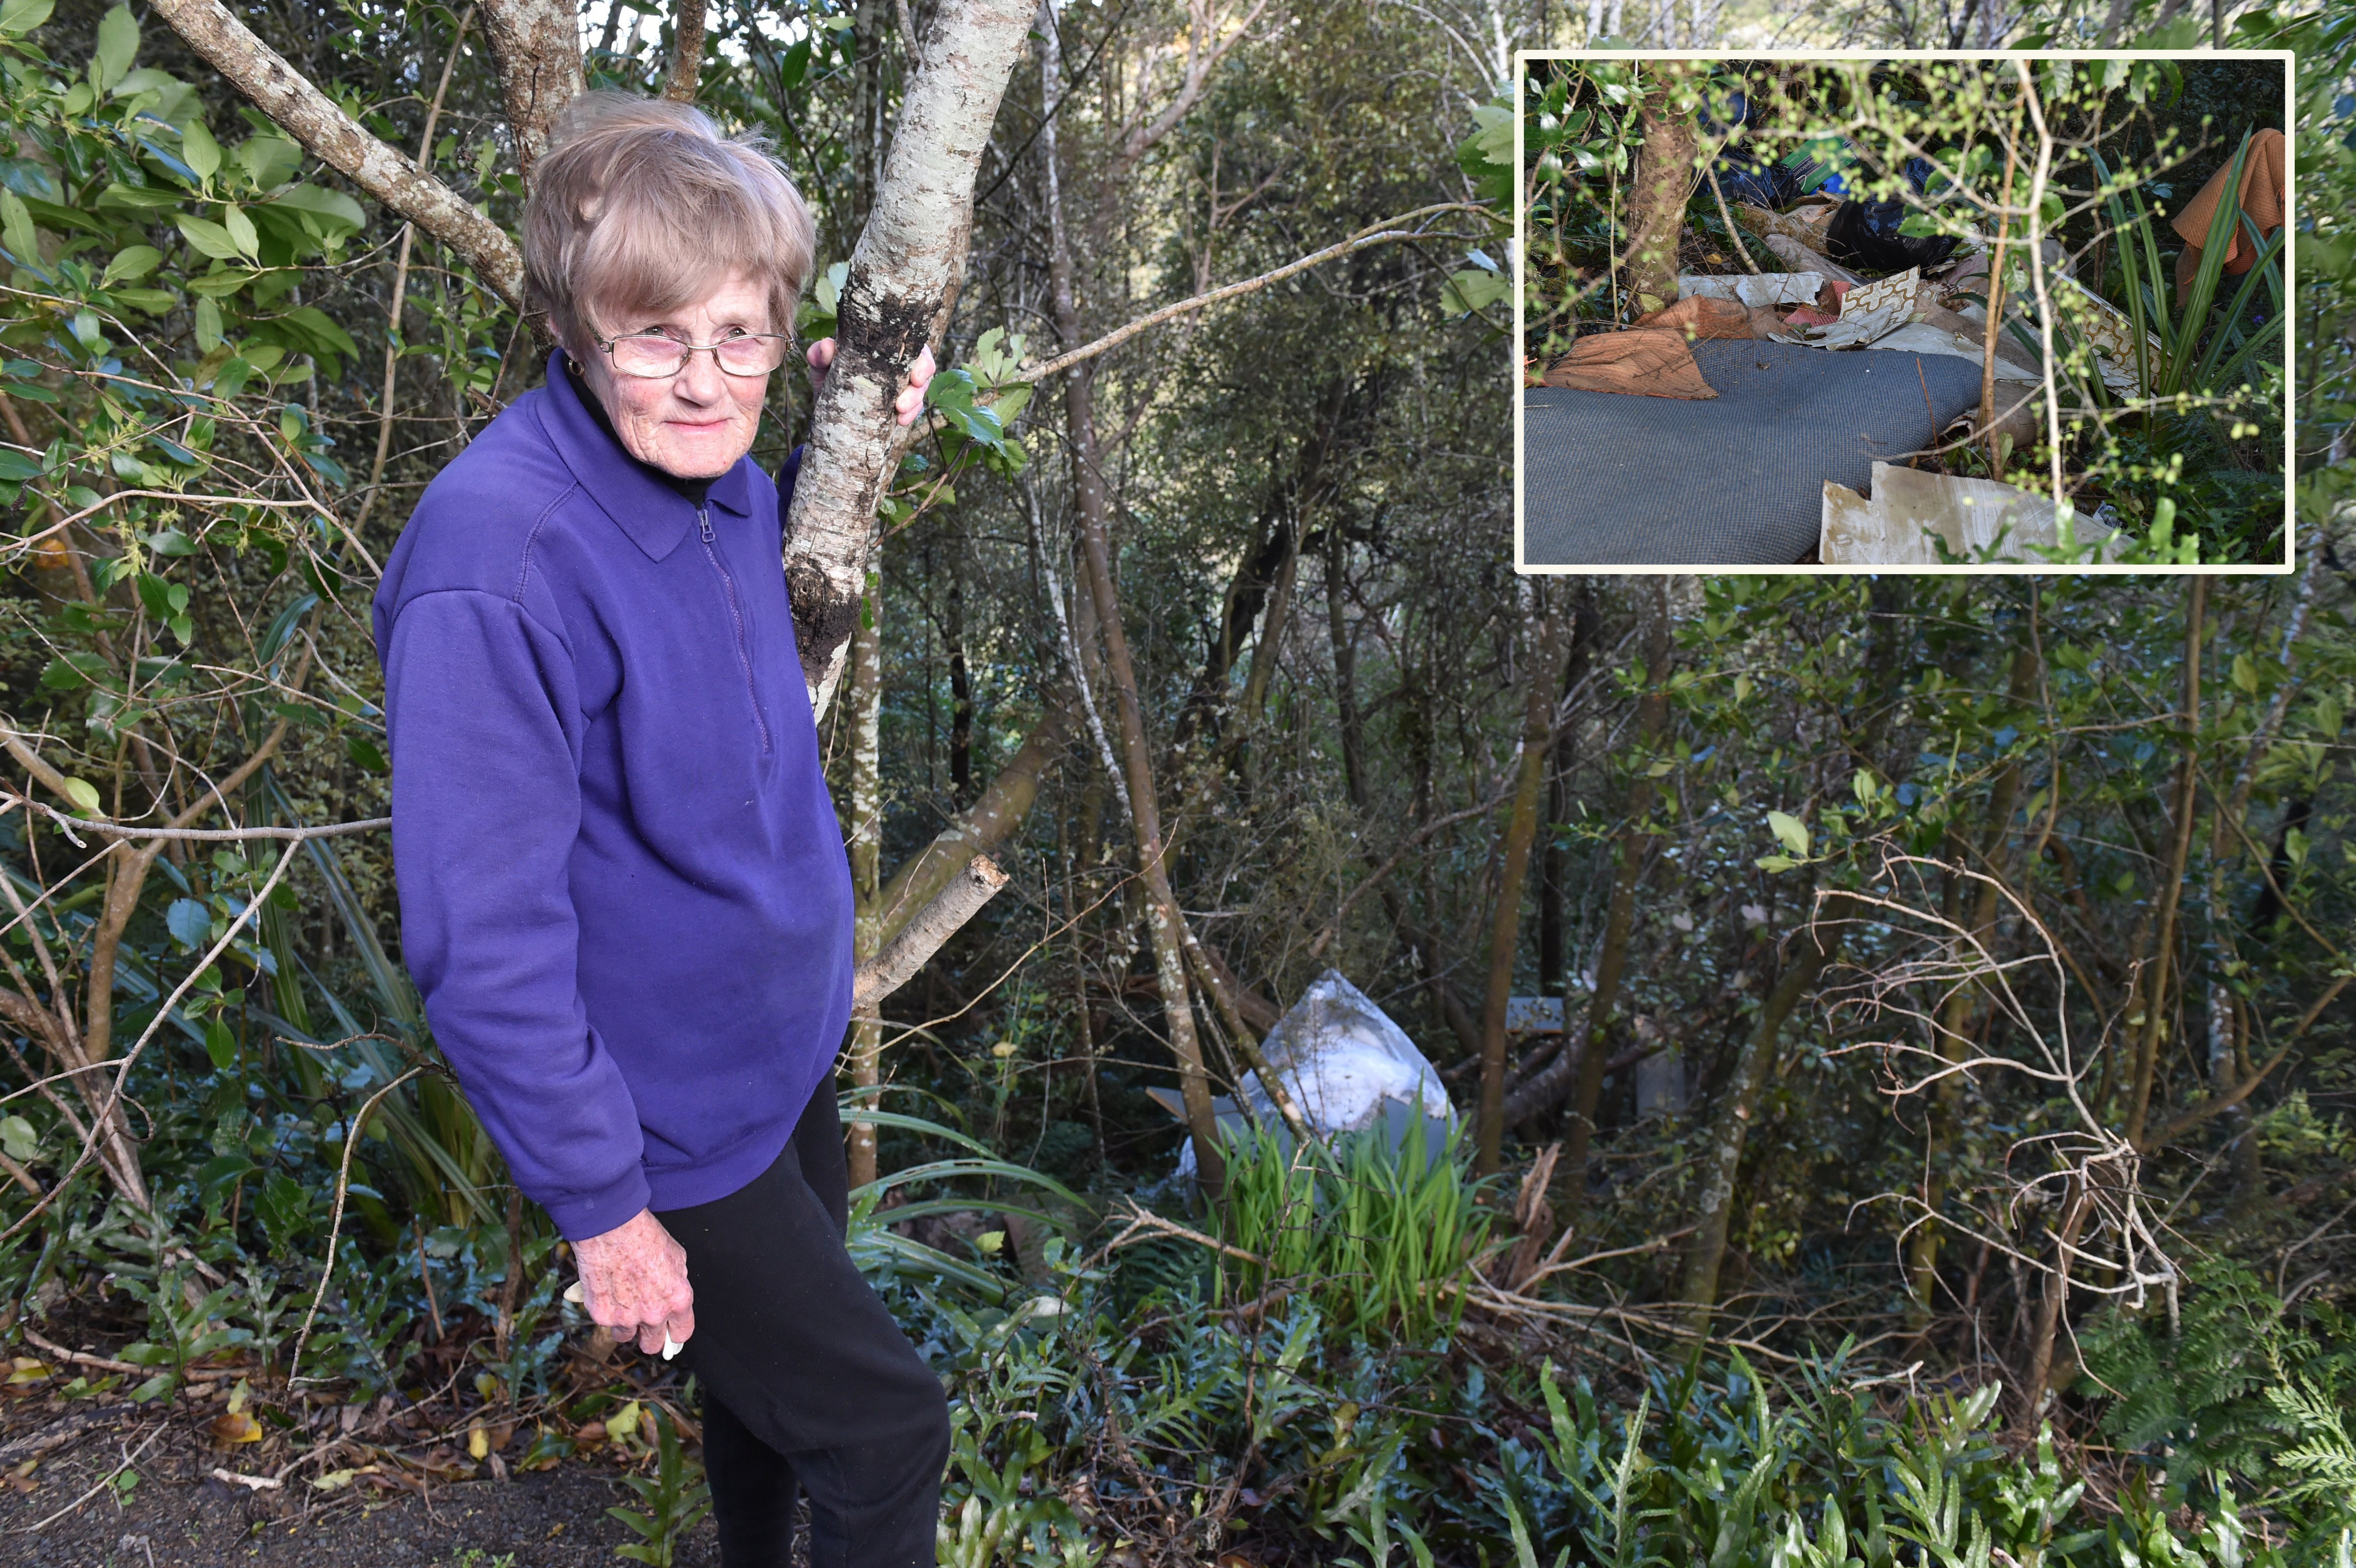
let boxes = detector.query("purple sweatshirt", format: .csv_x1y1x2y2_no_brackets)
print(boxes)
372,352,852,1241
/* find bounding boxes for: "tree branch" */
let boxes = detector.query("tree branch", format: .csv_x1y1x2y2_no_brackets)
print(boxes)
146,0,527,305
782,0,1040,715
1014,204,1488,386
851,856,1010,1012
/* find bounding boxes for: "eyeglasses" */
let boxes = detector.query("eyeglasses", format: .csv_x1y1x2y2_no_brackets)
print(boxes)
593,328,792,379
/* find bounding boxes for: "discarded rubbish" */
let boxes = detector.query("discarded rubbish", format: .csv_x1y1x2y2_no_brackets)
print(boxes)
1634,294,1756,340
1820,460,2118,566
1159,970,1456,1176
1826,193,1960,273
2171,127,2285,304
1783,267,1920,349
1865,321,2042,383
1758,230,1862,285
1678,272,1825,308
1538,329,1717,398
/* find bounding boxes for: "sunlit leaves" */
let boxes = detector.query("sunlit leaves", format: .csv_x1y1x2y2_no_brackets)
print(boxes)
90,3,136,96
0,0,56,35
179,117,221,184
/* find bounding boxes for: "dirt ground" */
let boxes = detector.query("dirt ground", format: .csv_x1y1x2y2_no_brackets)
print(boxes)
0,1399,750,1568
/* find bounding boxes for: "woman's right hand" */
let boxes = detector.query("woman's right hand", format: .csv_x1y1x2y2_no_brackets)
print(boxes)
571,1208,695,1356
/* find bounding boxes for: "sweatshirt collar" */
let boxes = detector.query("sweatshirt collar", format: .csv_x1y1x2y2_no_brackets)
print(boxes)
538,349,755,562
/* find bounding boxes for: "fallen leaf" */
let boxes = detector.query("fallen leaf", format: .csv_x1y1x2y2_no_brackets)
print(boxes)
209,1409,262,1447
467,1425,488,1460
574,1420,607,1444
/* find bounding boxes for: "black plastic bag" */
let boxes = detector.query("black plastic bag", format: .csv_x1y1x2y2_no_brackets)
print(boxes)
1825,196,1959,273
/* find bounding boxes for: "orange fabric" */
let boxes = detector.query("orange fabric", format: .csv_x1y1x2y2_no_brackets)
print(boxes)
2171,128,2286,304
1539,329,1718,399
1632,294,1756,341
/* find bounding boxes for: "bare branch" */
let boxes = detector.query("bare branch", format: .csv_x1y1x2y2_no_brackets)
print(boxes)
851,855,1011,1013
1014,205,1489,385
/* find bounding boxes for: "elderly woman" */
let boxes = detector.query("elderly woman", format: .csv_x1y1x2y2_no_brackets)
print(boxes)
372,93,945,1567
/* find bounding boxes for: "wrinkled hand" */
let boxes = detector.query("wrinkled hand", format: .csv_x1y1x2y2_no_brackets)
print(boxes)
570,1209,694,1357
806,340,936,427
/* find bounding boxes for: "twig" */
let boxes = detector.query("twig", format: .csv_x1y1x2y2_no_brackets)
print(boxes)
1014,204,1489,384
17,1326,240,1382
1705,161,1762,275
0,792,386,847
1092,1199,1268,1268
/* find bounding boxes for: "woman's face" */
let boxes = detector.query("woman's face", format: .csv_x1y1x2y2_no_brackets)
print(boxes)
572,270,774,480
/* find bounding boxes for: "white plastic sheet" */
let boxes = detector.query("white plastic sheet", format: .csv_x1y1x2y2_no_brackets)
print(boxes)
1168,969,1455,1176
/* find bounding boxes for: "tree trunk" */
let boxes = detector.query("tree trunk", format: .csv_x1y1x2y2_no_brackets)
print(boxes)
2125,576,2207,1150
1624,63,1700,316
846,552,885,1189
476,0,582,181
1037,0,1223,1193
662,0,708,102
1559,582,1673,1216
785,0,1037,715
1538,584,1599,1002
1678,894,1853,1330
867,698,1072,947
1477,594,1570,1177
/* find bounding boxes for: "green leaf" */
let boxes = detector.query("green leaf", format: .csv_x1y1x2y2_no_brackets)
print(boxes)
1465,102,1514,170
282,305,358,359
262,183,365,237
93,3,139,94
1440,267,1509,316
100,244,162,286
1767,810,1810,858
221,204,259,257
176,213,242,260
166,897,212,950
0,0,57,36
60,777,102,816
235,135,302,191
0,189,40,270
257,1172,309,1249
204,1017,236,1070
0,1114,38,1164
95,181,183,213
181,119,222,184
2230,652,2259,695
194,295,224,354
344,735,388,774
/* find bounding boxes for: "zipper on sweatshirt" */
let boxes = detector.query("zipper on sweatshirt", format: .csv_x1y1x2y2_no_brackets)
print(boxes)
698,504,773,756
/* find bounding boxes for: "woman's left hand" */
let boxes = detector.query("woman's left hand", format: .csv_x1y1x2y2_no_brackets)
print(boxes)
806,341,936,426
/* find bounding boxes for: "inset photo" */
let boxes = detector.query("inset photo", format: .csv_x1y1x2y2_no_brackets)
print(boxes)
1514,52,2293,570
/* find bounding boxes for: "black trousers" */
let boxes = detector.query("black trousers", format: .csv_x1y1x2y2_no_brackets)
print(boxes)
655,1090,950,1568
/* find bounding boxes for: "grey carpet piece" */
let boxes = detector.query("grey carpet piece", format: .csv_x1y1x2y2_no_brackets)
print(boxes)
1521,339,1990,566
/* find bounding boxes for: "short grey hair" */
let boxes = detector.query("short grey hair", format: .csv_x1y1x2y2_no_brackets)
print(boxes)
522,92,818,355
